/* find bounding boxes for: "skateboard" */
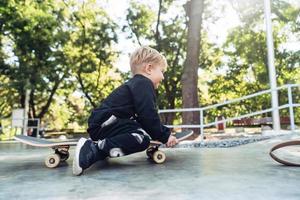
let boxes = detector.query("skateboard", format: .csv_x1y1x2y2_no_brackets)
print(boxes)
15,135,77,168
146,130,194,164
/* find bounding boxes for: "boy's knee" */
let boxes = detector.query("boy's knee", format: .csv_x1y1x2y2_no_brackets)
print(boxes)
142,134,151,147
88,129,100,141
131,132,150,150
140,135,150,151
90,135,97,141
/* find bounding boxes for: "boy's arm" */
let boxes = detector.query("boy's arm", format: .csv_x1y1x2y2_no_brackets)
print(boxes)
130,79,171,144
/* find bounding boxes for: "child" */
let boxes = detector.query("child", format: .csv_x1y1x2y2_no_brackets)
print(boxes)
73,46,178,176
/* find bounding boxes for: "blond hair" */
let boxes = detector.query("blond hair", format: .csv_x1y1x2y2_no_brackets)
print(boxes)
130,46,167,75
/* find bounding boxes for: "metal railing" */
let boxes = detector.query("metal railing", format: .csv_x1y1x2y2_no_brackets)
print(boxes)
159,84,300,141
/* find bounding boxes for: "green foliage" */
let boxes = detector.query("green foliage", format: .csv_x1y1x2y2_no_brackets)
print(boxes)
0,75,18,118
0,0,123,130
1,0,70,120
62,0,122,110
207,0,300,122
123,2,156,44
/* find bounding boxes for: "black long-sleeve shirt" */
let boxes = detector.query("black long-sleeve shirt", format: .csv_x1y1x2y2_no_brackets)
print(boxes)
87,74,171,143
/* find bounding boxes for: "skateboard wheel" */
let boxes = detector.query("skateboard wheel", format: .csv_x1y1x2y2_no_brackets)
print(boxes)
45,154,61,168
59,152,69,162
152,151,166,164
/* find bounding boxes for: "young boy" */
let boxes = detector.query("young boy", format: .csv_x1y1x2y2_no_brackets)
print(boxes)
73,46,178,176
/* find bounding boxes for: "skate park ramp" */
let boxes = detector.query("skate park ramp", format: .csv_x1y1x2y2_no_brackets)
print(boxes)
0,134,299,200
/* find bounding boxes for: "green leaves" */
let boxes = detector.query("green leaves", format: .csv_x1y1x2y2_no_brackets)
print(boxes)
123,1,156,44
207,0,299,121
0,0,121,129
63,0,120,109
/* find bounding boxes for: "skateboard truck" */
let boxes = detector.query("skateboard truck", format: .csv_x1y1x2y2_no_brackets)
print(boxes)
45,146,70,168
146,145,166,164
146,130,194,164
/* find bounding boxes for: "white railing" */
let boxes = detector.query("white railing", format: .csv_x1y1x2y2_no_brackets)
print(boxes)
159,84,300,141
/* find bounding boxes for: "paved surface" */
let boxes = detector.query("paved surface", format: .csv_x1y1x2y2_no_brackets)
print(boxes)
1,134,300,200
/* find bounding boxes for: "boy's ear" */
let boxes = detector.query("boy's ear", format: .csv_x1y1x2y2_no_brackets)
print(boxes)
144,64,152,75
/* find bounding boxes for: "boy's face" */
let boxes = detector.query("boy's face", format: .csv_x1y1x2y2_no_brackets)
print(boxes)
147,64,166,89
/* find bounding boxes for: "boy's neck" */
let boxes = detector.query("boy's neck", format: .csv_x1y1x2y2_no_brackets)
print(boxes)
134,72,150,79
134,73,155,87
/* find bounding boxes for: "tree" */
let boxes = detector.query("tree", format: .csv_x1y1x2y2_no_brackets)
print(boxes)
62,0,122,110
0,0,122,130
208,0,300,121
181,0,204,134
0,0,69,120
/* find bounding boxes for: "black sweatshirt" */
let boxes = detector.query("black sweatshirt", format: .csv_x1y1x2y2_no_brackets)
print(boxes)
87,74,171,144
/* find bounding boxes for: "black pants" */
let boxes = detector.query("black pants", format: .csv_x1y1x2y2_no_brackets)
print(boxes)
88,118,151,157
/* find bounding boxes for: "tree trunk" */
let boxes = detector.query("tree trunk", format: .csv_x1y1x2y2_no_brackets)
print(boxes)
37,75,65,119
77,72,97,108
160,112,176,126
181,0,204,135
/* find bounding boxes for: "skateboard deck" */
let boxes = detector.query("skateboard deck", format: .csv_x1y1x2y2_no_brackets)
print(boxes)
147,130,194,164
15,135,77,168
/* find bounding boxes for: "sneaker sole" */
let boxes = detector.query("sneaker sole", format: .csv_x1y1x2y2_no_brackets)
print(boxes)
72,138,87,176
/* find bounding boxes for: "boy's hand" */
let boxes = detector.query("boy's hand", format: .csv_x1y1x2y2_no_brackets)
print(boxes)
166,135,178,147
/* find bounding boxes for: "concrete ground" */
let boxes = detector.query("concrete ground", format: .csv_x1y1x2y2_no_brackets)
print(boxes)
0,134,300,200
